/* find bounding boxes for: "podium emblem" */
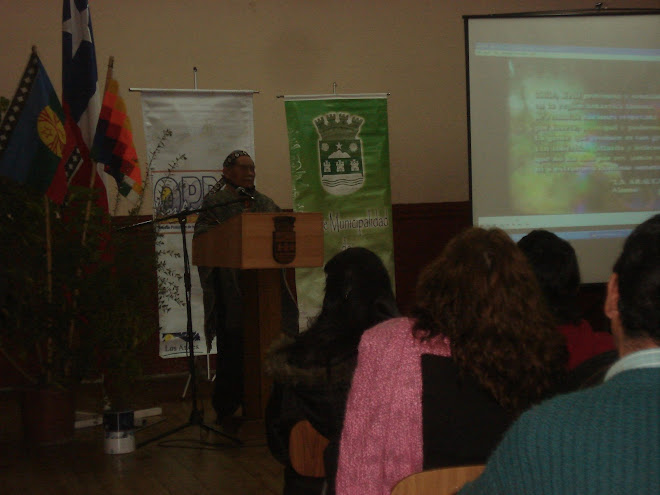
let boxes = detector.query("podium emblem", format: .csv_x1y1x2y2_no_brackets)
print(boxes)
273,216,296,264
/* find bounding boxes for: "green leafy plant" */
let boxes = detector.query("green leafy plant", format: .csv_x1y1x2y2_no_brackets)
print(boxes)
100,128,186,408
0,129,184,409
0,181,111,390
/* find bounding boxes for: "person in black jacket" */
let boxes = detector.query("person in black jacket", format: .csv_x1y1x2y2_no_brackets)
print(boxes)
194,150,298,422
265,247,399,495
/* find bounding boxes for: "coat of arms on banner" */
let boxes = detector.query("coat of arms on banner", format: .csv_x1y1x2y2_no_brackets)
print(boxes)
314,112,365,195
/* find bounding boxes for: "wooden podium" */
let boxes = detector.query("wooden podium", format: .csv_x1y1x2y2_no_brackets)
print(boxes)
192,212,323,418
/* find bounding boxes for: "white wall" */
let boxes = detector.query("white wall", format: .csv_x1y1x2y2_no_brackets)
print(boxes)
1,0,657,212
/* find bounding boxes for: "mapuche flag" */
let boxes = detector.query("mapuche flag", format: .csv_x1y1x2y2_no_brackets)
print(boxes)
92,58,143,202
0,50,80,204
62,0,108,211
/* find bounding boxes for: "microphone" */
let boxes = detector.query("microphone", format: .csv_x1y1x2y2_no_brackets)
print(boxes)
236,187,255,200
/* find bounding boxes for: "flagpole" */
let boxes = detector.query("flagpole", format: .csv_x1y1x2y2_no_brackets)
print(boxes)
81,56,113,245
30,46,52,378
70,56,114,352
44,195,53,382
44,197,53,301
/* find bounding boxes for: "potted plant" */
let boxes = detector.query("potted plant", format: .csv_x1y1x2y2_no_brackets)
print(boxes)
0,178,168,443
97,128,185,410
0,125,186,444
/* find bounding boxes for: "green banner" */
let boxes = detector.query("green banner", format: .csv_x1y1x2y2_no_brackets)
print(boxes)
285,96,395,328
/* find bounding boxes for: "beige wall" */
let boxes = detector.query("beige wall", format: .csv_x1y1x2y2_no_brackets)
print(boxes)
1,0,657,212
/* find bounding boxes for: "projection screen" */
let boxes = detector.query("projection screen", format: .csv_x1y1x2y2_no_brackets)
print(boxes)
465,12,660,283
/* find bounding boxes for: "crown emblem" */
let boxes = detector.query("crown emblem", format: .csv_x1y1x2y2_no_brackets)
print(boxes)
314,112,366,196
313,113,364,140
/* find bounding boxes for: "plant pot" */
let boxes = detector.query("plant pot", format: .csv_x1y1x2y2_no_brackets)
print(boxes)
21,387,75,445
103,410,135,454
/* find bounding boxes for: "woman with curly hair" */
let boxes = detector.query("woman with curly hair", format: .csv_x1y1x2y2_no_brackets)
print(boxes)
335,227,568,495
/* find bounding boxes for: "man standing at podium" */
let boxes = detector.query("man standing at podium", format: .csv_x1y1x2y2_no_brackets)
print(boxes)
194,150,298,424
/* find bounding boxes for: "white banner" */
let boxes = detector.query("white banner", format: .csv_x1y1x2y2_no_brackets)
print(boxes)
139,90,255,358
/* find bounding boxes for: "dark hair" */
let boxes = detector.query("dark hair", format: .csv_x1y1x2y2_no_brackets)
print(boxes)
222,150,250,169
613,214,660,344
287,247,399,367
412,227,567,413
517,230,581,325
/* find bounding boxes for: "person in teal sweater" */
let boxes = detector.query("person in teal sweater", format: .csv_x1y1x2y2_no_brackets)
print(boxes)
460,214,660,495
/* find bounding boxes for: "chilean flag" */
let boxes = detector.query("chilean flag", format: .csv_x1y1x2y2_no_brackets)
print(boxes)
62,0,108,211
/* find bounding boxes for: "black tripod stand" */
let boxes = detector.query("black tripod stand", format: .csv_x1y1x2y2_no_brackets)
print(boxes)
118,200,246,448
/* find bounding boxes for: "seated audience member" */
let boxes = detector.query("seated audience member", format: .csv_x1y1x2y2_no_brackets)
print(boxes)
460,215,660,495
518,229,615,372
335,228,568,495
265,247,399,495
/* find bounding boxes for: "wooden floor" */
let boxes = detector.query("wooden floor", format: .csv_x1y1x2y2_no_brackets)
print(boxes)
0,375,285,495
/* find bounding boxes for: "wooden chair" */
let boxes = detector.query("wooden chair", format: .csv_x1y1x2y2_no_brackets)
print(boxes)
390,464,485,495
288,419,330,477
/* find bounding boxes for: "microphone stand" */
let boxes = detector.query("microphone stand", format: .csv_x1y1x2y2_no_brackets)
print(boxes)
117,197,248,448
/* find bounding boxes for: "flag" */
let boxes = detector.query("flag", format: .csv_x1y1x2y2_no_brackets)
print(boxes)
0,50,74,203
62,0,108,211
92,58,143,202
284,95,395,326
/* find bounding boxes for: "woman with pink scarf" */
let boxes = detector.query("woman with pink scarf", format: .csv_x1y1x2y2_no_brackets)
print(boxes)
336,227,568,495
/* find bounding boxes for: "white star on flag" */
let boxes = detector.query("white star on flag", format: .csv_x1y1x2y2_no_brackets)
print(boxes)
62,2,92,57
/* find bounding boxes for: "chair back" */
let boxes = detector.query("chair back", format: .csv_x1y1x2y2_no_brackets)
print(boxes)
391,464,485,495
289,419,330,477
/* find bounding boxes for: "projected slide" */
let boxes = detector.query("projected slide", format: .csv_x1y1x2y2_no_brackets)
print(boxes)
466,14,660,282
495,45,658,216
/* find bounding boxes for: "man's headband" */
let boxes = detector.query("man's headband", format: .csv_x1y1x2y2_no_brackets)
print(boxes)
223,150,251,168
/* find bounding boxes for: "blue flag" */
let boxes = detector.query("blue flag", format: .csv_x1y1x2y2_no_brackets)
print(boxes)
0,51,73,202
